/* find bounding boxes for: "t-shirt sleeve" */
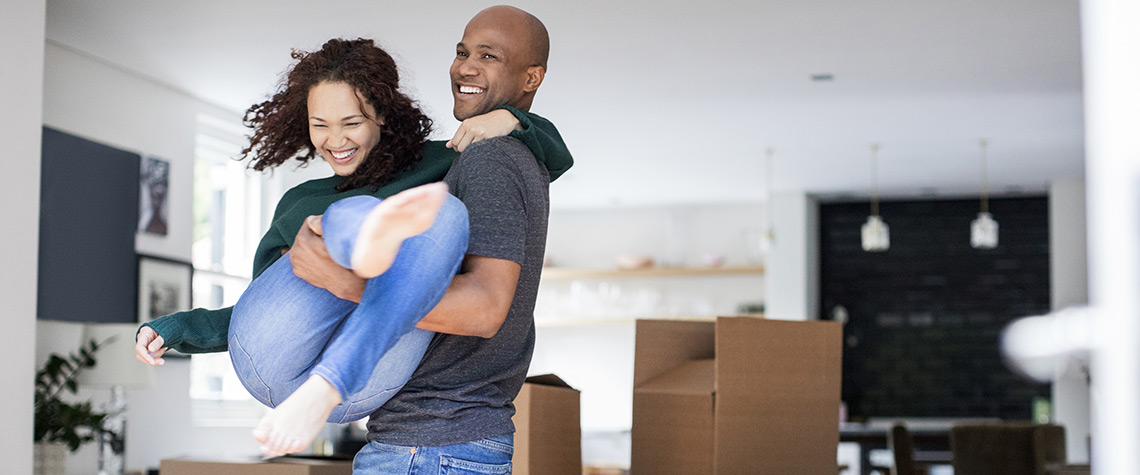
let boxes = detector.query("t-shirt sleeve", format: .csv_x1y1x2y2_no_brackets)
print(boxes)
451,143,532,265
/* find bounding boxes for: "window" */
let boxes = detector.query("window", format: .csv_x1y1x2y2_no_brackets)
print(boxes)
188,113,269,425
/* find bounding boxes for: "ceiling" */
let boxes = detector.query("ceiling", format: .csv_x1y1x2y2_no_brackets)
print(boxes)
44,0,1085,209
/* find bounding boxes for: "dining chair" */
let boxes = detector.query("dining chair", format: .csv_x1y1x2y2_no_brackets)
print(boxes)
888,422,933,475
949,422,1066,475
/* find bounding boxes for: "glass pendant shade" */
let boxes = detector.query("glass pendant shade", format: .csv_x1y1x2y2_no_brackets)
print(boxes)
971,211,999,249
861,215,890,251
757,227,774,254
972,139,998,249
861,143,889,252
760,148,775,255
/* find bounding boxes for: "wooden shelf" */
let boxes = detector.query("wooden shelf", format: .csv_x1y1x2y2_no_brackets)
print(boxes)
540,265,764,281
534,315,720,328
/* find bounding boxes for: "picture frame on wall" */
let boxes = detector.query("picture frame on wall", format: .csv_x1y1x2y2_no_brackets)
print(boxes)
137,255,193,325
138,156,170,236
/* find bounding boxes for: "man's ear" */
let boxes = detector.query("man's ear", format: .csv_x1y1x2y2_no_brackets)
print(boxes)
523,66,545,93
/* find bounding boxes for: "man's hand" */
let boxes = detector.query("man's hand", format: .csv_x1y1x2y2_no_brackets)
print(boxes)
446,109,522,152
291,215,366,303
135,326,168,366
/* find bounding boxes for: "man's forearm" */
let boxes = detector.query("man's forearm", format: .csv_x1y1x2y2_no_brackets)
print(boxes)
416,274,509,338
416,256,519,338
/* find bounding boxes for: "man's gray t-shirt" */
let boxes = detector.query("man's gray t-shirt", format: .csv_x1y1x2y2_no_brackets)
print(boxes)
365,136,550,446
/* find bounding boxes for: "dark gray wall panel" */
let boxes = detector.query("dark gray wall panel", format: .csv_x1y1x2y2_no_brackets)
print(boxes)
38,127,139,323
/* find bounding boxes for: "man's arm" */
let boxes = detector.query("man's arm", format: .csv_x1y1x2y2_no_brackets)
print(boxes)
414,255,520,338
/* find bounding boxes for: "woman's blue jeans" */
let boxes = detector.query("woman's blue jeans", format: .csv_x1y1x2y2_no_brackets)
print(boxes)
228,194,468,423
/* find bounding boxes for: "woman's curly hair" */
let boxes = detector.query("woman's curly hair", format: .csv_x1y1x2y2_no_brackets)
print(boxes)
241,38,432,191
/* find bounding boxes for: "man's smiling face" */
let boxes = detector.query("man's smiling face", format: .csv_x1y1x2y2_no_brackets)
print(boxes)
449,20,531,121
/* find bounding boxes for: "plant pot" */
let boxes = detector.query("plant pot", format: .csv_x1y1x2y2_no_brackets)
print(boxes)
33,442,66,475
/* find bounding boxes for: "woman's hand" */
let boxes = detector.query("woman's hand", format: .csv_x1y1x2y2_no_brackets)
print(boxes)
135,326,168,366
290,215,366,302
446,109,522,152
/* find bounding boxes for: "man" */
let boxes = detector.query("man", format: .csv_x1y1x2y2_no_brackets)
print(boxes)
292,5,557,472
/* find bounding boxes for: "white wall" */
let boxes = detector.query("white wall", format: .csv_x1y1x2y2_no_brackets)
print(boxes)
1,2,46,473
764,192,820,321
41,42,263,473
1049,177,1091,463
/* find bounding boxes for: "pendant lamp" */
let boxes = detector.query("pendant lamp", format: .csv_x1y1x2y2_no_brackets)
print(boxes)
760,148,776,254
861,143,890,252
971,138,999,249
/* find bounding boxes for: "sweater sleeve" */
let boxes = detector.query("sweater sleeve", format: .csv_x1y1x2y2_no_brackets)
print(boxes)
501,106,573,181
140,306,232,354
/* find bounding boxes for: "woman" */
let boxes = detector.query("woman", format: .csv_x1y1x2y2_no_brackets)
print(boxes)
134,38,572,456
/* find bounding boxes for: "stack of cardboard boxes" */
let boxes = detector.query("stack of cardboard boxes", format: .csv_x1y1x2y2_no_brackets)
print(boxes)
631,317,842,474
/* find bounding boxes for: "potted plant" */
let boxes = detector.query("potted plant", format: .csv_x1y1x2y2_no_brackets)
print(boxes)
33,338,108,475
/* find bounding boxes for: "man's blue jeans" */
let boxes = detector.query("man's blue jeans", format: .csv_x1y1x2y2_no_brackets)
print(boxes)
352,434,514,474
228,193,468,423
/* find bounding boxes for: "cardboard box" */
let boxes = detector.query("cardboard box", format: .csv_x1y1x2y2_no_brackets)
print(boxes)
160,456,352,475
512,373,582,475
630,317,842,474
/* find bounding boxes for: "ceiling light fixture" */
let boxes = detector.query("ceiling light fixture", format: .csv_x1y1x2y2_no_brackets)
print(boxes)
971,138,999,249
861,143,890,252
760,148,776,254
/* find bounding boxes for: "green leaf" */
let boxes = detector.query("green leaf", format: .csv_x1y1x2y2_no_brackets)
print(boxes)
33,341,109,452
46,356,65,378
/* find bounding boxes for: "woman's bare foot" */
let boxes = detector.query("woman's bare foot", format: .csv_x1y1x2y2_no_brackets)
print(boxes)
252,375,342,457
350,182,449,278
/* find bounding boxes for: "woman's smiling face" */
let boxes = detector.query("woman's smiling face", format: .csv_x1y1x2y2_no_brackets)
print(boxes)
307,81,383,176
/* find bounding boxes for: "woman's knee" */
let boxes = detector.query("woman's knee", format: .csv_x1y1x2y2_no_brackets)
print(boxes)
323,195,381,268
428,194,470,251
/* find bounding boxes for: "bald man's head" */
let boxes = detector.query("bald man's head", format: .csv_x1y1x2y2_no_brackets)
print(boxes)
470,5,549,69
450,5,550,119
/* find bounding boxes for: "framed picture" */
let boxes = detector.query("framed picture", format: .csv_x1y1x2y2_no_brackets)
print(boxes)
138,156,170,236
137,255,193,324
